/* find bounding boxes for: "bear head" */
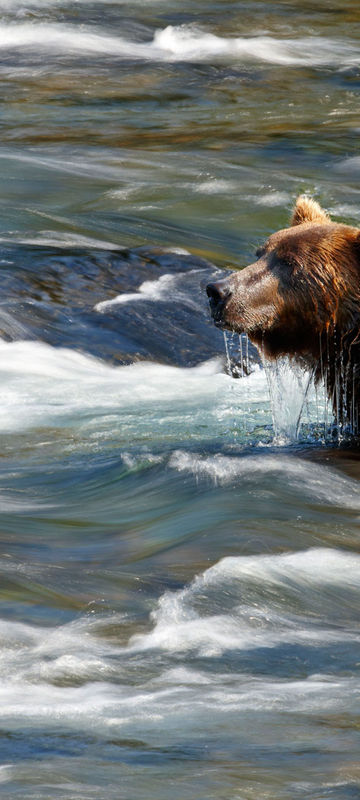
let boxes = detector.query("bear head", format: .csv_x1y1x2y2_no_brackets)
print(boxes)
207,196,360,367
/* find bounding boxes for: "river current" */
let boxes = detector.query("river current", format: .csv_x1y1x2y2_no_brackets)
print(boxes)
1,2,360,799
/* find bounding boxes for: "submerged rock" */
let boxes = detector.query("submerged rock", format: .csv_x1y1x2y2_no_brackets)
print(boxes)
0,243,258,369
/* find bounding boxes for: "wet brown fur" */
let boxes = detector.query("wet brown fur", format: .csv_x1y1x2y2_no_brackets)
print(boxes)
211,196,360,432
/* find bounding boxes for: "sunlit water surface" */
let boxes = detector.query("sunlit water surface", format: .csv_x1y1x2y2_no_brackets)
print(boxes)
0,1,360,799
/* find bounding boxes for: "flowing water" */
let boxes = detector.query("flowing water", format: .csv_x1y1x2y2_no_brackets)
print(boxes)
1,2,360,798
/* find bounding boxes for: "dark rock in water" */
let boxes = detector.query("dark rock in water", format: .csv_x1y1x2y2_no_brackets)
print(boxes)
0,243,258,369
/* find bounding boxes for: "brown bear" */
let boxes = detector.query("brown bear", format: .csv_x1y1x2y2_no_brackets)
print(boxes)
206,196,360,433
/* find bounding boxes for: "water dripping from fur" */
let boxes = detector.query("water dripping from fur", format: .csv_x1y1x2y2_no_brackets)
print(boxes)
222,331,251,379
318,329,358,444
260,352,312,443
222,331,253,440
221,332,353,446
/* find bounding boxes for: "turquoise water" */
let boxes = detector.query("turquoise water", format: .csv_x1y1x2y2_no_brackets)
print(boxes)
1,2,360,798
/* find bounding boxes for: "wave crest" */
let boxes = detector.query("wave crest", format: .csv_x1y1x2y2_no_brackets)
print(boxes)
0,23,357,67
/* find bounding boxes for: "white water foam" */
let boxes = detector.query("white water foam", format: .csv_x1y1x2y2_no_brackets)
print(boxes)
0,663,358,738
0,340,227,433
3,232,120,250
0,338,329,444
129,548,360,657
195,179,238,195
169,450,360,509
0,23,357,68
254,191,291,207
94,270,201,312
0,548,359,738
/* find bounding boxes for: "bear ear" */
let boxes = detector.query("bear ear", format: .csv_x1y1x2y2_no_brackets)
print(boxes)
291,195,330,226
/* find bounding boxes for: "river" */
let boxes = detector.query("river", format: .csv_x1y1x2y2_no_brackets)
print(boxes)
1,2,360,798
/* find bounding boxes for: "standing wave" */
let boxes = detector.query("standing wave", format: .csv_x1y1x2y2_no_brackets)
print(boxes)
129,548,360,656
0,23,358,67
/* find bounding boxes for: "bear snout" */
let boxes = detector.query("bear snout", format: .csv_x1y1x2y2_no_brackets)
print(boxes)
206,279,232,325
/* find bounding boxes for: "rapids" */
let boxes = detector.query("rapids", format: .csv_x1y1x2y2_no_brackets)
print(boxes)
0,1,360,799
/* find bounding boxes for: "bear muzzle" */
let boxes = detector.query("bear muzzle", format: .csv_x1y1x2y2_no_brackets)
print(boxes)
206,279,232,328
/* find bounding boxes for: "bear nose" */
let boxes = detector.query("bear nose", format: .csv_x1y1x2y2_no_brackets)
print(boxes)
206,280,231,306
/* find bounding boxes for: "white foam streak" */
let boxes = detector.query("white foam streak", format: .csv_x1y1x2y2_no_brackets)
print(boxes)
130,548,360,657
203,548,360,591
0,23,357,67
1,671,358,734
0,615,121,685
154,27,360,66
0,23,152,60
95,270,201,311
0,338,331,444
169,450,360,509
0,340,226,432
1,549,360,733
3,232,120,250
